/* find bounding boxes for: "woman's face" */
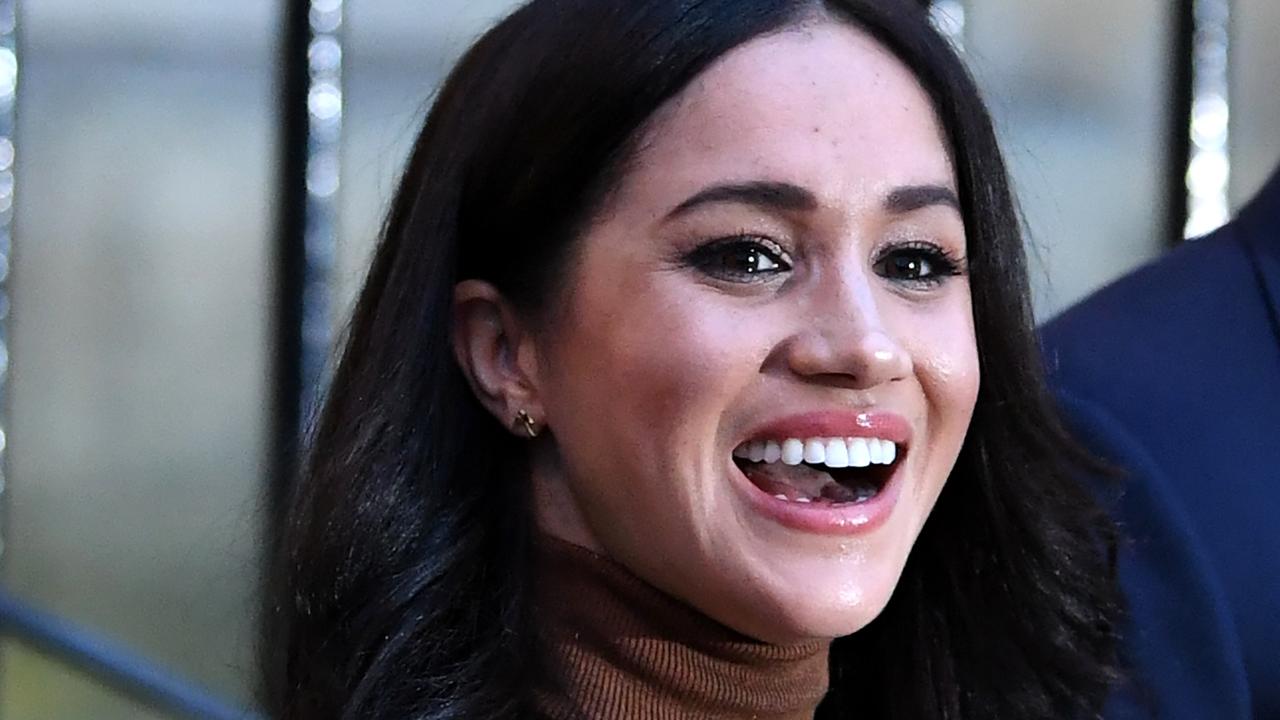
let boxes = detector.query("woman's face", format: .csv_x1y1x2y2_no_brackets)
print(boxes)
528,20,979,643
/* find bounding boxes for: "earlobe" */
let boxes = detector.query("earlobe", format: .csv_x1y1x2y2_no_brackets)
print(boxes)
513,409,542,438
452,280,545,434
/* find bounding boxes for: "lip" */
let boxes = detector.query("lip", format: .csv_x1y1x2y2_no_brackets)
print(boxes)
740,410,913,446
730,410,910,536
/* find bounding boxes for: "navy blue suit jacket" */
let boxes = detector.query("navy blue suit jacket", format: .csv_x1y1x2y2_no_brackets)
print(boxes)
1042,167,1280,719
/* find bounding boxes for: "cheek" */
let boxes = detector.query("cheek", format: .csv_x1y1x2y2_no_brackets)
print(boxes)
907,301,981,434
540,273,765,478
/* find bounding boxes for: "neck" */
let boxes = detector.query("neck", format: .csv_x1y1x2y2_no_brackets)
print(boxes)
531,532,831,719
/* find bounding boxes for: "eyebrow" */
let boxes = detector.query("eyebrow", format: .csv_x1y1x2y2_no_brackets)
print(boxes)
884,184,961,214
664,180,960,220
665,181,818,219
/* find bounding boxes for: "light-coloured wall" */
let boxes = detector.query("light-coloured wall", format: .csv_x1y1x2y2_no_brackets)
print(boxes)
965,1,1172,319
1233,0,1280,207
336,0,523,322
1,1,274,717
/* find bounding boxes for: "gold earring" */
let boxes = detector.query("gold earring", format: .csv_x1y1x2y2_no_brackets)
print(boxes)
514,409,541,438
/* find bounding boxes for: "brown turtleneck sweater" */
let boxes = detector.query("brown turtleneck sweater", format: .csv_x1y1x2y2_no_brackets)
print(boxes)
531,532,831,719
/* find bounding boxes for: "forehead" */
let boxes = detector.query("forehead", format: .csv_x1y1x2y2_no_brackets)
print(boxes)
622,20,953,213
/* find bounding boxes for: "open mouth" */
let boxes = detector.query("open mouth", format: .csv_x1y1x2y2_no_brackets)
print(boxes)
732,437,901,506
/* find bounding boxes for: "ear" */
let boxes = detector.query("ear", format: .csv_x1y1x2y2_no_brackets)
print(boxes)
452,279,545,435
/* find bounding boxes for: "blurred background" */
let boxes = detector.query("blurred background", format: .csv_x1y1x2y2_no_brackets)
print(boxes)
0,0,1275,717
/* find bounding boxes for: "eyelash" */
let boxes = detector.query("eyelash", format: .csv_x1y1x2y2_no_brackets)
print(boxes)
684,235,964,289
683,235,792,284
871,241,965,288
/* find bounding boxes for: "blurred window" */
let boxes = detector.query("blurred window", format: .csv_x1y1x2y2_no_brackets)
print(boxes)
2,2,275,716
965,0,1171,318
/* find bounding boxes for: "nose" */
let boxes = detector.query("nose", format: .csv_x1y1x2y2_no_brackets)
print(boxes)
775,273,912,390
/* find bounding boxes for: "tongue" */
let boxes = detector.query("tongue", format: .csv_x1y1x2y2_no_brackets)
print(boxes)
741,462,873,503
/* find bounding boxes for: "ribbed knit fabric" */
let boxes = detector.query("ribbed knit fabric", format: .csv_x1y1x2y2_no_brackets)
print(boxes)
531,532,831,719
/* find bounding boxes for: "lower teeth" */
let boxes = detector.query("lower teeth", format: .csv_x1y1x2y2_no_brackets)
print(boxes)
771,481,878,505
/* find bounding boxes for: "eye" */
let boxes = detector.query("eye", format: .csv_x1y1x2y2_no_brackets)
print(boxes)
872,242,963,288
686,235,792,284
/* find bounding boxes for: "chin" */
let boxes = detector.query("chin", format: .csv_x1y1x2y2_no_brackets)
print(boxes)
727,561,904,643
797,589,895,640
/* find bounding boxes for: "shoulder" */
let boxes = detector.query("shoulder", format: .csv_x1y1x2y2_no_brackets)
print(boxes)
1041,226,1252,393
1042,167,1280,398
1052,391,1251,720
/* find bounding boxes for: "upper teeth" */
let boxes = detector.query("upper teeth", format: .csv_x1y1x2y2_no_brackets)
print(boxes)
733,437,897,468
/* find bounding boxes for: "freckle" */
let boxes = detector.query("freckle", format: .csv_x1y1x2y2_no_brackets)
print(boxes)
812,126,821,134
